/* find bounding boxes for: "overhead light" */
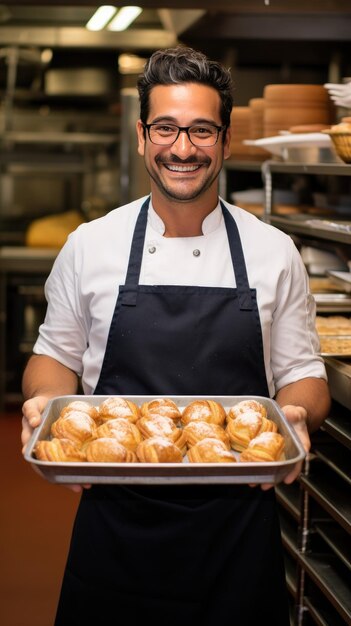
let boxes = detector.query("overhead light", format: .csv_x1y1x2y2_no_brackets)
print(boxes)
86,5,117,31
107,6,142,31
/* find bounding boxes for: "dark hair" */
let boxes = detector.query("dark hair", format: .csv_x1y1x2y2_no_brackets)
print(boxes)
137,46,233,129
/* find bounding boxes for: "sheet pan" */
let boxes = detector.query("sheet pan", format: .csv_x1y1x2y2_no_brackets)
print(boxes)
24,395,306,485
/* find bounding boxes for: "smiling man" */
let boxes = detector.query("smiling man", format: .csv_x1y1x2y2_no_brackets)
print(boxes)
21,46,330,626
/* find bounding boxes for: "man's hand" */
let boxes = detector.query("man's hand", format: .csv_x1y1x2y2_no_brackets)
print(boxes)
281,404,310,485
22,395,90,494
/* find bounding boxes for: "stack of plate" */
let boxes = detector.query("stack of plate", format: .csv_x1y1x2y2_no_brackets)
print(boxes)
229,106,253,160
248,98,270,160
263,84,334,137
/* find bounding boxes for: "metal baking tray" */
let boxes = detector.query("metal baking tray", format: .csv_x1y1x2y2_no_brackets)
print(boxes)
24,395,306,486
314,293,351,313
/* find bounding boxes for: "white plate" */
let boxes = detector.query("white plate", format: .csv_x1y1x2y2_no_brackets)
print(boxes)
244,133,333,157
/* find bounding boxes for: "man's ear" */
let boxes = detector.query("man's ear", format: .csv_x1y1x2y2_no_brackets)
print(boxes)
223,126,232,160
136,120,146,156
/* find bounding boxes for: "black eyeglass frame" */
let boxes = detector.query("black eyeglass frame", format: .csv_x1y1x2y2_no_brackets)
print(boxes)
143,123,227,147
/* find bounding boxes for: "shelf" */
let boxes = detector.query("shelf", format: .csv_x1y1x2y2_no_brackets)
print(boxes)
262,214,351,245
298,553,351,624
313,521,351,571
300,465,351,534
322,412,351,450
304,594,348,626
0,131,118,147
276,482,302,521
313,444,351,486
262,161,351,177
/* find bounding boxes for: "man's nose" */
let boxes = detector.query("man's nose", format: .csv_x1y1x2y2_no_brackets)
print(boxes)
170,130,197,156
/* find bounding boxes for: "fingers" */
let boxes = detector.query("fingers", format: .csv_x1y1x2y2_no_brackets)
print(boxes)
66,484,92,494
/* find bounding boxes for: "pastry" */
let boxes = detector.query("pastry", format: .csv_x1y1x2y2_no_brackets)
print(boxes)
51,411,97,445
181,400,226,427
183,420,230,449
140,398,182,423
187,438,236,463
98,397,140,423
84,438,137,463
59,400,100,423
137,415,187,454
96,418,142,452
239,432,285,462
227,399,267,421
226,410,277,452
136,437,183,463
34,437,86,462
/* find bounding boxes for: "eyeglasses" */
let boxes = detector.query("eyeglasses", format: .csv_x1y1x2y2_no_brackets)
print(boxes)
143,123,226,147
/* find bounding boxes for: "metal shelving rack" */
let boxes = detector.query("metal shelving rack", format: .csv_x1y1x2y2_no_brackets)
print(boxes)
259,159,351,626
221,158,351,625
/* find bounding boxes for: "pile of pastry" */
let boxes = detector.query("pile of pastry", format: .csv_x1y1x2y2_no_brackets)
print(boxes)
34,397,285,464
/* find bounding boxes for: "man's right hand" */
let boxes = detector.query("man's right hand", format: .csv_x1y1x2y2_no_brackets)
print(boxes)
21,395,50,454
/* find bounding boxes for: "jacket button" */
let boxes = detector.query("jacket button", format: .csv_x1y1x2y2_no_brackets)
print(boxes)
148,246,156,254
193,249,201,257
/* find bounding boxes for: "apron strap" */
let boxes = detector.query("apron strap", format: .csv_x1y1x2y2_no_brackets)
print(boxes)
121,196,150,306
221,202,253,311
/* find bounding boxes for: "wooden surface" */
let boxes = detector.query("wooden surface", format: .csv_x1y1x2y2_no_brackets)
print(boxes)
0,410,79,626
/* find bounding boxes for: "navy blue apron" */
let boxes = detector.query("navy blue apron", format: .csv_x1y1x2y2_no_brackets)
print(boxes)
55,198,289,626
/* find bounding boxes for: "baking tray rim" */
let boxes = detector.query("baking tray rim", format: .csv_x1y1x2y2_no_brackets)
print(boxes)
24,394,306,484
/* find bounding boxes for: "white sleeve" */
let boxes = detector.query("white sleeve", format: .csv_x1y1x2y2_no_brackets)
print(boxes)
33,231,88,376
269,238,326,392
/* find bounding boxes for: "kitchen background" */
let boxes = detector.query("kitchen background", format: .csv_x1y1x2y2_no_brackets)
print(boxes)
0,2,350,626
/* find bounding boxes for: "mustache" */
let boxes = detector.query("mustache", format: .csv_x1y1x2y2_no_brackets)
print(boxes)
155,154,211,165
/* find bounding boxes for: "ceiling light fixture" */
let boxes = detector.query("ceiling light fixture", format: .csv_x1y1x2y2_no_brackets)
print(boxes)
107,6,142,31
86,5,117,31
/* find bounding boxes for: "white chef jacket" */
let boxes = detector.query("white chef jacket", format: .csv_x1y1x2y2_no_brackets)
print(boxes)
34,195,326,397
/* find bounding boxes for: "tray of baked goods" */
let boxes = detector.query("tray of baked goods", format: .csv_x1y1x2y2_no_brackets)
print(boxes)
24,395,306,485
316,315,351,356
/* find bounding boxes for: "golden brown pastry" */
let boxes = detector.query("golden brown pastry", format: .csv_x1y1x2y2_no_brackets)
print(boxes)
137,415,187,455
136,437,183,463
98,397,140,423
96,418,142,452
226,410,277,452
51,411,97,445
84,438,137,463
34,438,86,462
181,400,226,427
239,432,285,462
227,399,267,421
59,400,100,423
140,398,182,423
183,420,230,449
187,438,236,463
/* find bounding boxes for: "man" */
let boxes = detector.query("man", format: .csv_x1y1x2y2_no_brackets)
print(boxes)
21,46,330,626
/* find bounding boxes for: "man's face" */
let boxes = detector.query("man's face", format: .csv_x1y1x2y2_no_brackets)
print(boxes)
136,83,231,203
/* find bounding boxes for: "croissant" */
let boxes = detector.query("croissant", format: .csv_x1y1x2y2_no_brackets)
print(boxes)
239,432,285,462
181,400,226,427
59,400,100,423
136,436,183,463
34,437,86,462
226,410,277,452
99,397,140,423
187,438,236,463
227,399,267,422
183,420,230,449
96,418,142,452
51,411,97,445
140,398,182,423
137,415,187,455
84,438,137,463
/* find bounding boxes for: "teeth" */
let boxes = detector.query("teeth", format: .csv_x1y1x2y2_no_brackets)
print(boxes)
166,164,200,172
